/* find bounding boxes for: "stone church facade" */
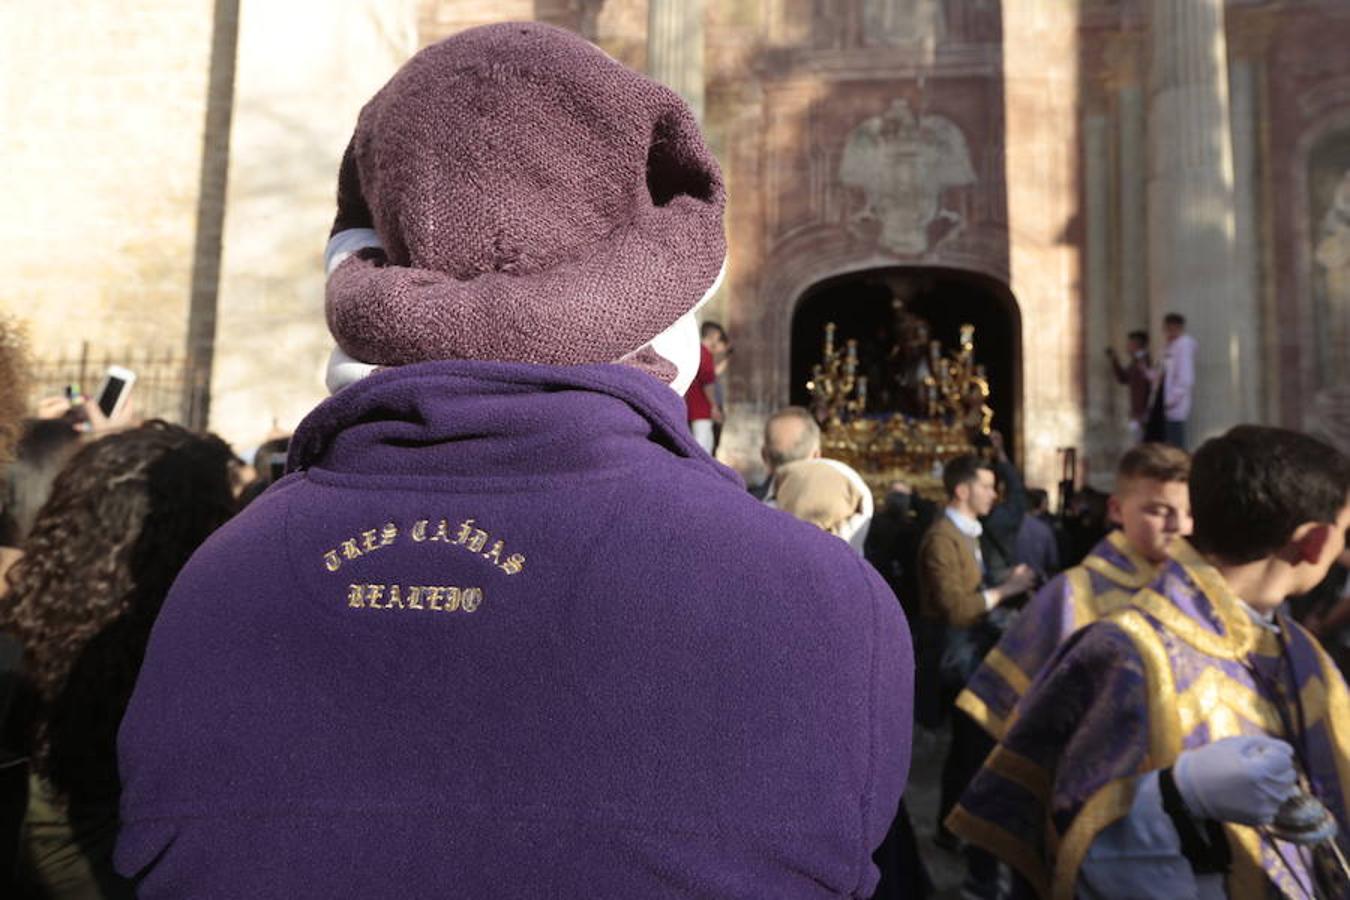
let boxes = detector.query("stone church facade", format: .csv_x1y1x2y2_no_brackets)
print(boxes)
2,0,1348,489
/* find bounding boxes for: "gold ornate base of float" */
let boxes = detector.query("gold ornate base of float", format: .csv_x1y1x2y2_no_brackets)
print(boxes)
821,417,979,502
807,317,994,502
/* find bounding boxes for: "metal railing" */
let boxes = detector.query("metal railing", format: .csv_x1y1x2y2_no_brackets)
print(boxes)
27,343,208,428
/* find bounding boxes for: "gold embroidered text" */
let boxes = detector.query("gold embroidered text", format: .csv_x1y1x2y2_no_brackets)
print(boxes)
323,522,399,572
322,516,526,576
345,583,484,613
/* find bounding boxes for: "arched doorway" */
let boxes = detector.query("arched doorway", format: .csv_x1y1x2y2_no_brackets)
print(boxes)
789,266,1021,447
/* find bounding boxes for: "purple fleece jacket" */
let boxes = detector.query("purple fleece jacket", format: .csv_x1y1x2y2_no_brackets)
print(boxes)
116,362,913,898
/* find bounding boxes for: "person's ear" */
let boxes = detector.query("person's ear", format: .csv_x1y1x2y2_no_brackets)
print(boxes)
1106,494,1124,527
810,446,822,460
1289,521,1333,565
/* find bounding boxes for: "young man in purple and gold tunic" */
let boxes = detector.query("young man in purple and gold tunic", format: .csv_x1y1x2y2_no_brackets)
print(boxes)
951,426,1350,898
957,443,1192,740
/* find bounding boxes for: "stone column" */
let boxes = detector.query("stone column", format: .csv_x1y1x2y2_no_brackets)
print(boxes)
1147,0,1259,444
1083,114,1115,451
1117,84,1148,343
207,0,418,451
649,3,725,345
647,0,705,122
183,0,240,427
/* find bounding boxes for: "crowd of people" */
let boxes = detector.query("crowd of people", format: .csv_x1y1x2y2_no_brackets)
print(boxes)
726,395,1350,897
0,21,1347,900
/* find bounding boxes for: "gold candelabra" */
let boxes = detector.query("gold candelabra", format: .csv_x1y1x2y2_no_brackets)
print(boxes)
807,321,996,500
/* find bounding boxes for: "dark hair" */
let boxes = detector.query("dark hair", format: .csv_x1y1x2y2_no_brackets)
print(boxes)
700,321,727,342
1117,442,1190,488
236,435,291,509
1127,330,1148,346
1163,313,1186,327
1190,426,1350,564
0,418,83,545
943,454,995,498
1,421,236,800
1027,488,1049,512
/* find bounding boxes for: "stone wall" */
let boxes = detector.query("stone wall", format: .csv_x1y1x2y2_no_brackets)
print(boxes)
207,0,418,452
6,0,1348,476
0,1,215,370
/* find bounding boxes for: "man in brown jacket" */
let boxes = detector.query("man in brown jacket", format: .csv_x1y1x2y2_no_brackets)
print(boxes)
917,454,1034,882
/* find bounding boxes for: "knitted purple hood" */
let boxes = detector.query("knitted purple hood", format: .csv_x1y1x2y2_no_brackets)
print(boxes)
117,363,913,898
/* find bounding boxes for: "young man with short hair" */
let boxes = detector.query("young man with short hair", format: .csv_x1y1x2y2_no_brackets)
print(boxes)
917,454,1035,876
1148,313,1196,448
952,426,1350,898
958,442,1191,739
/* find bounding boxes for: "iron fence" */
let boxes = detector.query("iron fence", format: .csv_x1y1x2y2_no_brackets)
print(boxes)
27,343,208,428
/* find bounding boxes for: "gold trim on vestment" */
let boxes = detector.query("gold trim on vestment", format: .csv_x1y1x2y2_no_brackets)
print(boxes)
1047,610,1184,898
1091,588,1135,619
1175,666,1284,740
1052,778,1140,900
984,647,1032,696
1224,824,1270,899
1109,602,1289,894
985,746,1051,799
1161,542,1285,661
1166,536,1207,570
1109,609,1183,764
1309,633,1350,825
1128,585,1258,661
947,804,1050,898
956,688,1010,740
1080,530,1158,589
1065,567,1095,631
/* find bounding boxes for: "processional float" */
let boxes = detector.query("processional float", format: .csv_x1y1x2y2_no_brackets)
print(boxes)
806,318,993,501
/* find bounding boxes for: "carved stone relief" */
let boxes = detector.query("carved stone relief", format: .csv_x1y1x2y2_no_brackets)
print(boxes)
839,99,976,255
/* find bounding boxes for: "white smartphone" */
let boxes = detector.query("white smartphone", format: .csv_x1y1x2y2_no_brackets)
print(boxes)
95,365,137,419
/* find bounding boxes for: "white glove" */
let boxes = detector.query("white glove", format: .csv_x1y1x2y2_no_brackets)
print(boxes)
1172,735,1299,825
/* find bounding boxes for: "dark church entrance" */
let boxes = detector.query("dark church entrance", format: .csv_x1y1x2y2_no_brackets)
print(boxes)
790,267,1021,445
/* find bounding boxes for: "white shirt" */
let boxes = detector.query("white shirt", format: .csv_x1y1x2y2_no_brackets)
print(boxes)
1162,333,1197,422
944,507,998,611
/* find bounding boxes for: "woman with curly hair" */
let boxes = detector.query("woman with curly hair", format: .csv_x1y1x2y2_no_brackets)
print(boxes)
0,316,28,465
0,420,236,898
0,317,31,589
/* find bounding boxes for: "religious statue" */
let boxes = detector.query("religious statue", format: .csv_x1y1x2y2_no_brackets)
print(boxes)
886,293,933,416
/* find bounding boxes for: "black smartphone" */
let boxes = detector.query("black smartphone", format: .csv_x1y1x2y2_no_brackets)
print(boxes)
95,366,136,418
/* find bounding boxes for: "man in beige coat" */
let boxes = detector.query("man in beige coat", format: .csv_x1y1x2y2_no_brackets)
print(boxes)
917,453,1034,890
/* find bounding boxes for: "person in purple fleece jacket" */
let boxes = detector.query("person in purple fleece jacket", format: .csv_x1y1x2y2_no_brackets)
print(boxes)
115,22,913,898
